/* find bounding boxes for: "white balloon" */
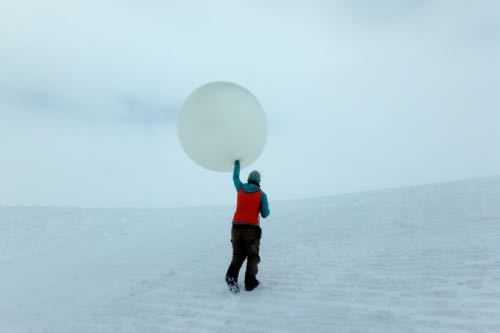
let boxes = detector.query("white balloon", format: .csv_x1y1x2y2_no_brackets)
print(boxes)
178,81,267,172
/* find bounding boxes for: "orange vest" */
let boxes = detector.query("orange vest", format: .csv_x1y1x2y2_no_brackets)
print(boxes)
232,188,262,225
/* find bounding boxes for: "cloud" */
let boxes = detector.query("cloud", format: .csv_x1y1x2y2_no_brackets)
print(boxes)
1,0,500,207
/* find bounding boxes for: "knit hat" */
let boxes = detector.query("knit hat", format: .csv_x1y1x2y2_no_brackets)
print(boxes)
248,170,261,184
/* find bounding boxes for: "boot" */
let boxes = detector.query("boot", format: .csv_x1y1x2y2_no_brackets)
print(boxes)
245,278,260,291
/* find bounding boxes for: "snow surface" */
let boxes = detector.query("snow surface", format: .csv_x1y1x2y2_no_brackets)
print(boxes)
1,177,500,333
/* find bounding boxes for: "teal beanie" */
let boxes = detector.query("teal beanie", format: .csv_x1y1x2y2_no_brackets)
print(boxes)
248,171,261,184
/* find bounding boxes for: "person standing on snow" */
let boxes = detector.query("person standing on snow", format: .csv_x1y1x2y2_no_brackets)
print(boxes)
225,160,270,292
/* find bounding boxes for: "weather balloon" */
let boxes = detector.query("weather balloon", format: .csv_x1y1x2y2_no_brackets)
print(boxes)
178,81,266,172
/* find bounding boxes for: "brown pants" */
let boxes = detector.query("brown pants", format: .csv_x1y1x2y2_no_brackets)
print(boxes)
226,224,261,285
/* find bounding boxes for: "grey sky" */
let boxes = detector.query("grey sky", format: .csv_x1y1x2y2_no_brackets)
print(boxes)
1,0,500,207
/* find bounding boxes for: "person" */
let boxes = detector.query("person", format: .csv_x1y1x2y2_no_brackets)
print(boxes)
225,160,270,292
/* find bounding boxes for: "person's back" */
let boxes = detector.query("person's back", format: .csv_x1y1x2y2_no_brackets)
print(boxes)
225,160,270,292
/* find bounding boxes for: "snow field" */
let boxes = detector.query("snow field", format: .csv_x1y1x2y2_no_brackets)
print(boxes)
1,176,500,332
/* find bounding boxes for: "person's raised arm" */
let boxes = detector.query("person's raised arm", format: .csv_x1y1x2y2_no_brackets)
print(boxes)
233,160,243,192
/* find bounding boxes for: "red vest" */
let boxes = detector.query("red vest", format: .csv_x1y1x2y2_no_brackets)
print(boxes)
233,188,262,225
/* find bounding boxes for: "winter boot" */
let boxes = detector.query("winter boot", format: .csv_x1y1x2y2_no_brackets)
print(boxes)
245,278,260,291
225,276,240,294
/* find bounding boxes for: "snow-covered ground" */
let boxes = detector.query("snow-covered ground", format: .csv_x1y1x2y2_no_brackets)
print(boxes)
1,176,500,333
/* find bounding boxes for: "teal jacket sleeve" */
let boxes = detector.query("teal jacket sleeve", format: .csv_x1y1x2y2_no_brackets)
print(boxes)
233,161,243,192
260,192,270,218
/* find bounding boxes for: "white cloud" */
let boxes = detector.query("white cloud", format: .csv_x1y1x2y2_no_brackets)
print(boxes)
1,0,500,206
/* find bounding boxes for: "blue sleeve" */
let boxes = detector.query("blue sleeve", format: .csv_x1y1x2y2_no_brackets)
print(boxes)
260,192,270,218
233,161,243,192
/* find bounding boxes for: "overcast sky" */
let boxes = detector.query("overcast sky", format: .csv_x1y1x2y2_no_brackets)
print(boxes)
1,0,500,208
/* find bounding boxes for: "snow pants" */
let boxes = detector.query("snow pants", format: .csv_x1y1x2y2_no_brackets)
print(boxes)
226,224,261,286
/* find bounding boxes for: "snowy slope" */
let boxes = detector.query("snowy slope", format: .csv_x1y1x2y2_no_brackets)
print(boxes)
1,176,500,333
